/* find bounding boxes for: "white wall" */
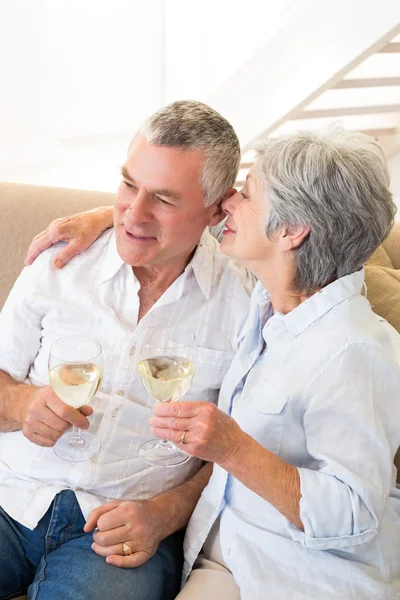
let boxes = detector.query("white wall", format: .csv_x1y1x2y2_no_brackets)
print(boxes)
164,0,295,103
0,0,163,185
0,0,55,170
47,0,163,138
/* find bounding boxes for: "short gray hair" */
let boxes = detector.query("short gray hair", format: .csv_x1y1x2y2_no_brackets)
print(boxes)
255,128,396,293
139,100,241,206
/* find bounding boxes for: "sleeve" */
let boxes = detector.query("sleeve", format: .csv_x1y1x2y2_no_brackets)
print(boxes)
0,264,45,382
287,342,400,551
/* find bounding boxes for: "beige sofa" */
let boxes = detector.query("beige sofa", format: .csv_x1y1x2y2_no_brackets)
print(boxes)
0,181,399,598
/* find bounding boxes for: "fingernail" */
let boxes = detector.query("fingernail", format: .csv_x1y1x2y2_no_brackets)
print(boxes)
54,260,62,269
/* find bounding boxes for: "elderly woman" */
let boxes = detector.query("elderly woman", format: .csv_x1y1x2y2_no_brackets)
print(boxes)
24,128,400,599
148,129,400,599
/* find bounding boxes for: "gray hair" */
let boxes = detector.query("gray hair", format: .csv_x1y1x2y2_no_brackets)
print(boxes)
138,100,241,207
255,128,396,293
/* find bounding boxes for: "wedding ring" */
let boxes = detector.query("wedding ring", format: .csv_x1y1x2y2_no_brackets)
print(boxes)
122,542,133,556
179,430,187,445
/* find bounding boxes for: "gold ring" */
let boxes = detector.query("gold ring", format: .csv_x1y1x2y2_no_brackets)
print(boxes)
122,542,133,556
179,430,187,445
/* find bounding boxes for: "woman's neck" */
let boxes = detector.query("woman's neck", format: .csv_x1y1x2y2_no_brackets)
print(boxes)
249,257,314,315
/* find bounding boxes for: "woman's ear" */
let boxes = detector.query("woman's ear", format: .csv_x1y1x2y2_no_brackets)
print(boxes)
208,188,236,227
280,223,311,251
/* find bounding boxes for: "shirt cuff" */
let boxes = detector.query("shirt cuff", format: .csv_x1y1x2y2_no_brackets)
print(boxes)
286,468,378,550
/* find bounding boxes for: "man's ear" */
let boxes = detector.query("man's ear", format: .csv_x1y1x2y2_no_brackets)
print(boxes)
208,188,236,227
280,223,311,251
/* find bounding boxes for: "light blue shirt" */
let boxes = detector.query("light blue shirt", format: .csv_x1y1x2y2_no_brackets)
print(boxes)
184,269,400,599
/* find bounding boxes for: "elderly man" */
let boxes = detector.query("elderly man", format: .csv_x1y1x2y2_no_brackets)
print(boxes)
0,101,254,600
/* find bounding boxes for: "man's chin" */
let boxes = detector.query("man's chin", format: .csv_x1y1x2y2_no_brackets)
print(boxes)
116,235,159,267
119,252,157,268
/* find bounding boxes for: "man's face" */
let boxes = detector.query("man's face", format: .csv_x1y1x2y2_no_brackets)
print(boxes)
114,135,223,268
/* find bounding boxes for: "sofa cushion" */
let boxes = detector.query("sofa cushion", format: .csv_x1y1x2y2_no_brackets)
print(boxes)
382,222,400,269
365,244,400,335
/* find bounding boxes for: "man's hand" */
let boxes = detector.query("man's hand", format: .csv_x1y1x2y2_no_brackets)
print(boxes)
24,206,114,269
84,499,165,568
150,401,246,466
20,386,93,447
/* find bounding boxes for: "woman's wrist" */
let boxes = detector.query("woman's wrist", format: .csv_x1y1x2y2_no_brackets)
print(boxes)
219,428,253,471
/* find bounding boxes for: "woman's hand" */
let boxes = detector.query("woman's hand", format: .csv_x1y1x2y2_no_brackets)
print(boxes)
24,206,114,268
150,401,248,466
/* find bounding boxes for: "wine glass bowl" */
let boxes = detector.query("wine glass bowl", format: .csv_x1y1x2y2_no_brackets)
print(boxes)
49,335,103,461
137,355,195,404
136,327,195,467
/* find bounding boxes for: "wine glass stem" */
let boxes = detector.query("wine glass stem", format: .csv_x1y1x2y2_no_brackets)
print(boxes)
68,426,86,448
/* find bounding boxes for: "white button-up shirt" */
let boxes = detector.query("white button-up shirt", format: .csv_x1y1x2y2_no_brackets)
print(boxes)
184,270,400,599
0,229,254,529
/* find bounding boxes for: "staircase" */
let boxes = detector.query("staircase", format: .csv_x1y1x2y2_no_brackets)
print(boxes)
235,32,400,187
202,0,399,189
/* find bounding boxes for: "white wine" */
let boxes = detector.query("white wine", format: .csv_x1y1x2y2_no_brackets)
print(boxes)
137,356,195,403
49,363,103,408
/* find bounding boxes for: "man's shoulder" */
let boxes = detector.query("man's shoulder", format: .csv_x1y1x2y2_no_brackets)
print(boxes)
20,230,114,297
32,229,113,273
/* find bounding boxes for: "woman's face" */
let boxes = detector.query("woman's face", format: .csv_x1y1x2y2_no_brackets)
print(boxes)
220,165,275,266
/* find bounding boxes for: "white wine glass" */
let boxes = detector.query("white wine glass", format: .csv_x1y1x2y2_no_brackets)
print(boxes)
137,327,195,467
49,335,103,462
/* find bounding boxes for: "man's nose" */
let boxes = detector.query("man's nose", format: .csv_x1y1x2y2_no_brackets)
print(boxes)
127,189,153,222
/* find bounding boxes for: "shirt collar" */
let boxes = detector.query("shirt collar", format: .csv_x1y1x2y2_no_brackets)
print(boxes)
278,268,365,337
99,231,126,283
98,229,215,299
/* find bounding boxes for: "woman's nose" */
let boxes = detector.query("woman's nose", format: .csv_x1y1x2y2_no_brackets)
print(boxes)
222,190,240,215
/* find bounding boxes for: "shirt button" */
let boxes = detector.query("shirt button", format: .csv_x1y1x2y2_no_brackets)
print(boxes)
116,390,124,397
130,346,136,356
225,548,231,556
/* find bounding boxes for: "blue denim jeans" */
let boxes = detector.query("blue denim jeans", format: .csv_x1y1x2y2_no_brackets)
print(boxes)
0,490,183,600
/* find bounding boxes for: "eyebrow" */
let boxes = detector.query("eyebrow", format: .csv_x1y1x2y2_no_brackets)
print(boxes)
153,188,181,201
121,165,134,182
120,165,181,201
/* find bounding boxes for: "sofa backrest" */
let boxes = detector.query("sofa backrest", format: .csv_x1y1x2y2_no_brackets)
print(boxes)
0,182,114,310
